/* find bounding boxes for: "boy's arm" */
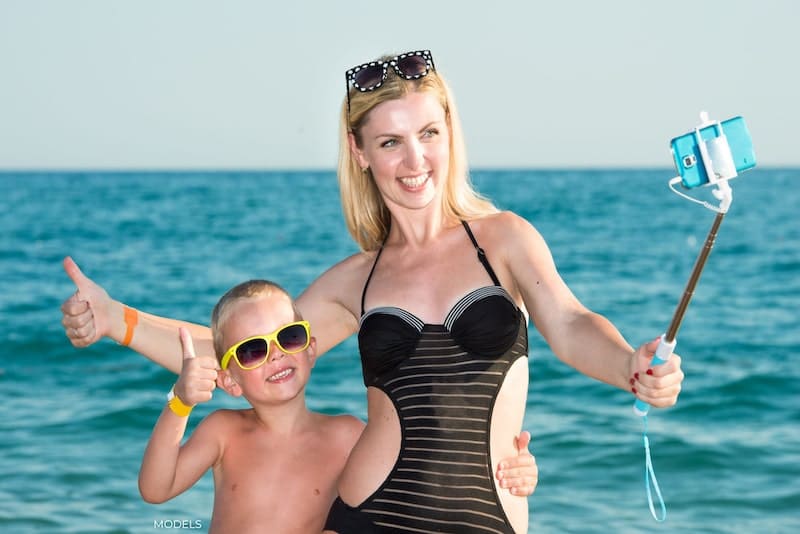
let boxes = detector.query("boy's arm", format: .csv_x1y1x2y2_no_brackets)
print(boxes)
139,405,223,503
139,328,221,503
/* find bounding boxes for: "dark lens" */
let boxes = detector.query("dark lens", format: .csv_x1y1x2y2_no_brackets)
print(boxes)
396,55,428,77
236,338,269,367
277,324,308,353
353,65,384,90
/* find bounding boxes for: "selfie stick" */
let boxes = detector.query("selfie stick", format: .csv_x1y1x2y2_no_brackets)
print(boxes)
633,112,736,417
632,112,739,522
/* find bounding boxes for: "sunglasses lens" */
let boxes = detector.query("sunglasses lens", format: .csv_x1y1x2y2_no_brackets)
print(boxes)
236,338,269,368
396,54,428,77
277,323,309,353
353,65,384,90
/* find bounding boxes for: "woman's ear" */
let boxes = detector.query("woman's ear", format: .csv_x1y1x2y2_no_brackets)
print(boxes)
217,369,243,397
348,131,369,171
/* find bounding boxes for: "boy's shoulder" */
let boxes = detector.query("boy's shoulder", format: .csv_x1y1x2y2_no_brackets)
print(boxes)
324,413,365,429
196,407,254,431
310,412,365,445
202,409,363,436
313,412,364,429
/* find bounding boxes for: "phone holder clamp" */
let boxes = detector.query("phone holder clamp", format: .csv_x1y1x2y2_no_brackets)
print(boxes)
669,111,734,214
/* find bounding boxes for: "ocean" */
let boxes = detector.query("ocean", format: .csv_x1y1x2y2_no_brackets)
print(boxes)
1,169,797,533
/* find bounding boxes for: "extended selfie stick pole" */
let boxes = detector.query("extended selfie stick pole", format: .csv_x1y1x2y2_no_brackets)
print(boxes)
633,112,735,417
632,207,726,416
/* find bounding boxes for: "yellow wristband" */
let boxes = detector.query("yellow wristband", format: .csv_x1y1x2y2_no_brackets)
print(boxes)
166,387,193,417
121,306,138,347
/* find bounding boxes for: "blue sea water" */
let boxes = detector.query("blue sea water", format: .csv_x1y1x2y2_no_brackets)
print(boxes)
0,169,798,534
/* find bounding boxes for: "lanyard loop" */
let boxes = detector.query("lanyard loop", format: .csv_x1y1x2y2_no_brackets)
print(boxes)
642,416,667,522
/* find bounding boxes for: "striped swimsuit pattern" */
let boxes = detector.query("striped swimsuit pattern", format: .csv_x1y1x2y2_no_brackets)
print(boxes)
355,286,528,533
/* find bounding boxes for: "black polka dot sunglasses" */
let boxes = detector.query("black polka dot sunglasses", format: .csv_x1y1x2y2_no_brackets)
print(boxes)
345,50,435,113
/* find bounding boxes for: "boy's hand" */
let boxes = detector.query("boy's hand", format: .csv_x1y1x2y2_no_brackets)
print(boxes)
496,431,538,496
174,327,217,406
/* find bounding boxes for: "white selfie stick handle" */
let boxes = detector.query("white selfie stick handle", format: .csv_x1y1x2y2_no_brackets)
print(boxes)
633,334,677,416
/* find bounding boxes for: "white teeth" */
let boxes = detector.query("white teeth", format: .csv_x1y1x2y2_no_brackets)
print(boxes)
399,174,428,188
268,368,293,381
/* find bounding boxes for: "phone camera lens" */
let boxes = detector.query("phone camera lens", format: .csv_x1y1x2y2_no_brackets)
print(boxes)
683,155,696,168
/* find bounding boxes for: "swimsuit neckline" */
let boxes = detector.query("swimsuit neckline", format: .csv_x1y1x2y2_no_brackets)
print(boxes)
360,285,517,332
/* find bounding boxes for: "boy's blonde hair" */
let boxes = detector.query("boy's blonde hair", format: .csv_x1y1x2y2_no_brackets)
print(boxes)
210,280,301,362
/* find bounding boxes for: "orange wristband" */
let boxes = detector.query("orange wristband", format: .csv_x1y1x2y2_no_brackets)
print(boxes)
122,306,138,346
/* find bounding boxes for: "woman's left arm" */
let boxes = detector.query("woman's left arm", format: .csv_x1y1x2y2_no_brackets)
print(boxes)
501,213,683,407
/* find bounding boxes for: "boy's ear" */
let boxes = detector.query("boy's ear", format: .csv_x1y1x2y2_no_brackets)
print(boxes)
307,337,318,369
217,369,243,397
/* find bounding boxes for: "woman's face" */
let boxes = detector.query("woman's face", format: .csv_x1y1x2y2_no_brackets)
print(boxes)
351,91,450,213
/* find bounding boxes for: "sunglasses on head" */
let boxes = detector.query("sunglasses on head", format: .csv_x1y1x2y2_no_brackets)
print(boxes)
345,50,435,113
220,321,311,370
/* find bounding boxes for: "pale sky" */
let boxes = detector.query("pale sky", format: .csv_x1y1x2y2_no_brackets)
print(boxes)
1,0,797,169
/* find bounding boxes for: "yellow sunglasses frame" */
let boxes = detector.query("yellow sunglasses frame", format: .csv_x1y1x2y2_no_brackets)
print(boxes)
220,320,311,370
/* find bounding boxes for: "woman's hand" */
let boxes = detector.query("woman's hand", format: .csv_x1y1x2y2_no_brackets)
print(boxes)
496,431,538,496
630,337,684,408
60,256,115,347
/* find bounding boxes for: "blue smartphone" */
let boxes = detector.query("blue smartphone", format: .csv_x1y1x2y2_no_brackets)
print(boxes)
670,116,756,189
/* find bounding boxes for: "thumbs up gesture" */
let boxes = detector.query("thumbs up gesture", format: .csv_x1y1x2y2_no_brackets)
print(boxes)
496,431,539,496
173,328,217,406
61,256,113,347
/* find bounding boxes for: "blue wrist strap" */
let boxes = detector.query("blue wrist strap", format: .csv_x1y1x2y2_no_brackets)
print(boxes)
642,415,667,522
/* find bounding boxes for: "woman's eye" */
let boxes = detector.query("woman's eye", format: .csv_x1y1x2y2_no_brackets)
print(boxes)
380,139,397,148
423,128,439,138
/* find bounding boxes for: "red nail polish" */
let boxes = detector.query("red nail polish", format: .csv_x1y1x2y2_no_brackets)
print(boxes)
629,378,635,385
646,369,654,376
634,372,639,380
632,387,637,394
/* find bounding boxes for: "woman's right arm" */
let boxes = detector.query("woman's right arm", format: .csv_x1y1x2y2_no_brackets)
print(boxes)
61,256,212,374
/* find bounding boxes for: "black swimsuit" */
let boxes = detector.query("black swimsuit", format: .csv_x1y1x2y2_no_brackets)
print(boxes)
325,221,529,534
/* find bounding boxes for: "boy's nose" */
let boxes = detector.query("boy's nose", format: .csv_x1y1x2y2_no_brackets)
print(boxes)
268,344,286,362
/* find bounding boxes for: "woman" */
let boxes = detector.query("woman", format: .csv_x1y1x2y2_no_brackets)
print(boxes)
62,49,683,533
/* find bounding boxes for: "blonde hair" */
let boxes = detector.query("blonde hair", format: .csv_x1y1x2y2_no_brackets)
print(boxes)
338,54,498,251
210,280,301,362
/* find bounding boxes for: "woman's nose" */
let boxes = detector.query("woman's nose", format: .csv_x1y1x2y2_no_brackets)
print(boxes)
404,139,424,169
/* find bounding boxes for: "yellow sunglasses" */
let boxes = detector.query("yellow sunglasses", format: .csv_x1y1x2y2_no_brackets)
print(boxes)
220,321,311,370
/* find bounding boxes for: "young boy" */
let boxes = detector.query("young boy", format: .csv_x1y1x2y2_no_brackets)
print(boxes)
138,279,365,533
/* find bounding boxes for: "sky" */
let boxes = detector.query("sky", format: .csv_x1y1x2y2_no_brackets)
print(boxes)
1,0,797,170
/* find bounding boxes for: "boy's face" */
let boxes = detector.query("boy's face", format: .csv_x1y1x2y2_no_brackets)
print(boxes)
220,293,315,403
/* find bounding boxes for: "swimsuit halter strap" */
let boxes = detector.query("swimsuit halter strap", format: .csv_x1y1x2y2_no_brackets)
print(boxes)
461,220,502,286
360,221,501,316
361,243,386,317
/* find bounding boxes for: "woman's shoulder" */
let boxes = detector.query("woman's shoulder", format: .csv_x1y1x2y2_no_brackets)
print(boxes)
470,210,542,244
313,248,385,295
296,249,378,320
305,250,374,291
328,249,378,274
